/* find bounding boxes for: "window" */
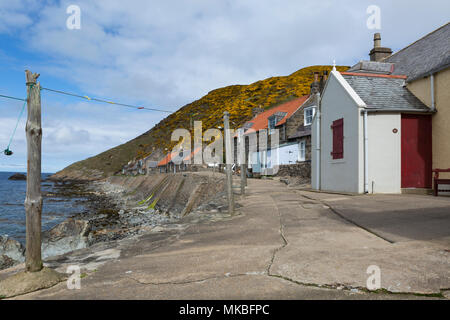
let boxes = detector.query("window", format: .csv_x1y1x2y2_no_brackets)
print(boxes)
331,118,344,159
298,140,306,162
268,117,277,130
304,107,315,126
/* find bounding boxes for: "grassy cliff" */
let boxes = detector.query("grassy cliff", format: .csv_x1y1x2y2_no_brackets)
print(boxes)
52,65,348,180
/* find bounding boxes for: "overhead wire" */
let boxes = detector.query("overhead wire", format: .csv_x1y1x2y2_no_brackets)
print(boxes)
40,87,174,113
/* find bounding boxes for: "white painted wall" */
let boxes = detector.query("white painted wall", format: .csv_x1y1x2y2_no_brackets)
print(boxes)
319,72,364,193
313,71,403,194
278,142,302,165
367,113,401,193
311,112,319,189
250,141,304,173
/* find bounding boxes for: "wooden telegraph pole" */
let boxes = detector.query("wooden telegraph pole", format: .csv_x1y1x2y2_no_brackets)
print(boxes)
223,112,234,215
238,128,247,195
25,70,43,272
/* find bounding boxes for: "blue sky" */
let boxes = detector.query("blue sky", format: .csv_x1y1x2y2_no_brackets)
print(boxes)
0,0,449,173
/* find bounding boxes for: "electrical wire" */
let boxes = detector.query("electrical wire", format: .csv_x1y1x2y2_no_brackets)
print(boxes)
40,87,174,113
0,94,27,102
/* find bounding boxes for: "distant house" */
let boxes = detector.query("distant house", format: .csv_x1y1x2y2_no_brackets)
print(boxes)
157,147,202,173
312,32,436,194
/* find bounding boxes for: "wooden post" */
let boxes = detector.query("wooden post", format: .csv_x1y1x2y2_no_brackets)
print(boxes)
238,128,247,194
224,112,234,214
240,164,246,195
25,70,43,272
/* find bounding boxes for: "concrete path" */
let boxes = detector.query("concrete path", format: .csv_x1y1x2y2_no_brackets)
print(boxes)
2,177,449,299
299,191,450,243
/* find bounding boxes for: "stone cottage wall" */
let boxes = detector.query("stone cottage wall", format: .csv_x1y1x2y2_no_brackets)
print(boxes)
275,161,311,182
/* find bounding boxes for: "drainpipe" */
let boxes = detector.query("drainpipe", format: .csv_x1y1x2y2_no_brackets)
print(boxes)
363,109,369,194
430,73,436,111
314,92,321,190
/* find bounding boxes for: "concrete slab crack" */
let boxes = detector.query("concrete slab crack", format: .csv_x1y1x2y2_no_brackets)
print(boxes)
125,273,249,286
267,195,288,276
298,193,393,244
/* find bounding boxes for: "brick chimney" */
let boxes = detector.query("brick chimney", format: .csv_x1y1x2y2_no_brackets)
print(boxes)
310,72,320,94
252,106,264,118
319,71,328,93
369,33,392,61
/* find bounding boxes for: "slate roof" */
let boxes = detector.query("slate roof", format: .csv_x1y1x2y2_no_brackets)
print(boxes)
348,61,394,74
289,125,311,140
383,22,450,81
341,73,430,112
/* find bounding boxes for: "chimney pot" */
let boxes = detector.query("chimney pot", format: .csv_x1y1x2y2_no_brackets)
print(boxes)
369,32,392,61
374,33,381,48
311,72,320,95
251,107,264,118
313,72,319,82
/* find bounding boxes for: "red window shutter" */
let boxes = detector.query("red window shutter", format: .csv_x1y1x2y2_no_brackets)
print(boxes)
331,118,344,159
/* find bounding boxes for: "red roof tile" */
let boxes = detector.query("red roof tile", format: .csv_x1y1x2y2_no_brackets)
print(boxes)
157,146,203,166
157,151,178,167
183,146,202,162
243,95,309,134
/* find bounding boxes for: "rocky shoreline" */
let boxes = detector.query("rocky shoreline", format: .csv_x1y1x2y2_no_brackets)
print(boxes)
1,172,231,271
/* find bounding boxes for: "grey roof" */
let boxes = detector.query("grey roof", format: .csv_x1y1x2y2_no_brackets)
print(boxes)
348,61,394,74
383,22,450,81
301,94,319,108
342,74,430,112
243,122,254,129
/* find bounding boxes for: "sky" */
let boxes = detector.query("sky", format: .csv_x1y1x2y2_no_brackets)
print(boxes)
0,0,448,173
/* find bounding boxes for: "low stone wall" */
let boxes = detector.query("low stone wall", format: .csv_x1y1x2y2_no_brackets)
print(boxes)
275,162,311,181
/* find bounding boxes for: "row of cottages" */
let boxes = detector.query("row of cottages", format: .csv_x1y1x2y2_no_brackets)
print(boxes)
312,23,449,194
156,147,202,173
234,73,327,176
121,156,158,175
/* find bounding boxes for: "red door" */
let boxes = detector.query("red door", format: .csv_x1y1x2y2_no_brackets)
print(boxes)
401,114,432,188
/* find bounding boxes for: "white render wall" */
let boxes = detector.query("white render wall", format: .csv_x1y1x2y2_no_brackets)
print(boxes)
277,142,302,165
250,141,303,174
311,112,319,189
367,113,401,193
319,73,364,193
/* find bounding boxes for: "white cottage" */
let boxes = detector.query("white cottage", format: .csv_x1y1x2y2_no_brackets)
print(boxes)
312,66,432,194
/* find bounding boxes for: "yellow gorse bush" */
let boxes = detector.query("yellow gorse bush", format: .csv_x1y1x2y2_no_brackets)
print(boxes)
59,65,348,177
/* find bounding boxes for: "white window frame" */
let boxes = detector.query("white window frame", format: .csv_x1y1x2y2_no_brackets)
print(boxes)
304,107,315,126
268,117,276,130
298,140,306,162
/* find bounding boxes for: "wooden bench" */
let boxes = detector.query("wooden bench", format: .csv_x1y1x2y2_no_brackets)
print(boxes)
432,169,450,196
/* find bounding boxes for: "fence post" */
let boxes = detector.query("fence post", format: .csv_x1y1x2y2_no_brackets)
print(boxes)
238,128,247,194
224,112,234,214
24,70,43,272
240,164,246,194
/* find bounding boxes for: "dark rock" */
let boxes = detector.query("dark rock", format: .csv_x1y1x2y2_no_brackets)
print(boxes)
42,218,90,259
0,255,15,269
8,173,26,180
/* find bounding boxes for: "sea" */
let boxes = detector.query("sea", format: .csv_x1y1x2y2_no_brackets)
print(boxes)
0,171,88,244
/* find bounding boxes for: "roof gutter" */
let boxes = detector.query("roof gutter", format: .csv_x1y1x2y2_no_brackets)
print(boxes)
364,108,436,113
406,62,450,83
